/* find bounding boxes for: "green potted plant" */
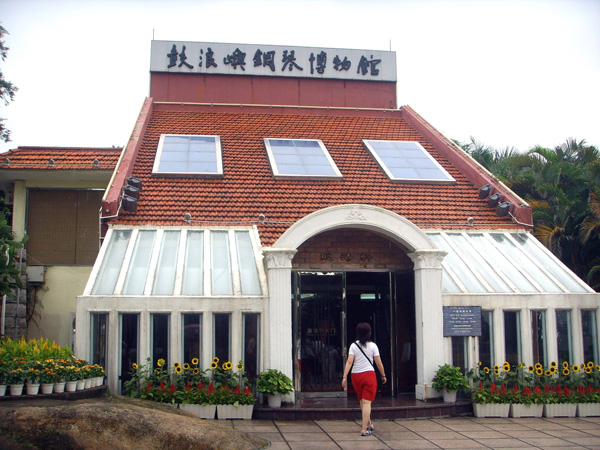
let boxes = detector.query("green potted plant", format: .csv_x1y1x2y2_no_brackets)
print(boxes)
432,364,469,403
256,369,293,408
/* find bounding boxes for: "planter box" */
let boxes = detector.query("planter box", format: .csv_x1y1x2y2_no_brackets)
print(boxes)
544,404,577,418
473,403,510,418
217,404,253,420
577,403,600,417
180,404,216,419
510,403,543,418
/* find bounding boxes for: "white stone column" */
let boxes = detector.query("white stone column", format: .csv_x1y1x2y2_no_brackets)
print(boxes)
263,247,297,387
408,249,446,400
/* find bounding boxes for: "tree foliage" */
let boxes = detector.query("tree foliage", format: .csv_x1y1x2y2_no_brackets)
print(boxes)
458,137,600,291
0,24,18,142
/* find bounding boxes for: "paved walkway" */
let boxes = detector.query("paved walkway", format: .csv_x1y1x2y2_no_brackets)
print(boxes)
228,416,600,450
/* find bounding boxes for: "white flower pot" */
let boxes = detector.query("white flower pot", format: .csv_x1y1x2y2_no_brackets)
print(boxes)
577,403,600,417
544,403,577,418
40,383,54,394
54,381,66,393
0,384,6,396
473,403,510,418
76,380,85,390
65,381,77,392
510,403,543,418
442,389,457,404
84,378,92,389
9,384,24,396
268,393,282,408
26,383,40,396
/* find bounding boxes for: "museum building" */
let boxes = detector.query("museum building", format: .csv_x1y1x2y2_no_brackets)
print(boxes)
75,41,600,399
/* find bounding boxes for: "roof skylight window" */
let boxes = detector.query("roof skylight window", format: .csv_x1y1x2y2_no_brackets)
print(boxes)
363,140,455,184
153,135,223,177
264,138,342,180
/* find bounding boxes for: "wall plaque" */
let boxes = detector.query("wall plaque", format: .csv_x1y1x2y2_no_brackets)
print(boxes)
443,306,482,337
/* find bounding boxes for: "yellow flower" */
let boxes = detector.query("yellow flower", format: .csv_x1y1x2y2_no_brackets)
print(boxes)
528,366,534,373
545,370,551,376
518,362,524,368
536,367,543,376
132,363,138,370
483,367,490,374
157,359,165,367
563,368,570,376
550,366,557,374
192,358,199,366
213,357,220,364
154,369,160,375
237,361,244,370
478,361,482,366
175,366,182,374
573,364,580,373
174,362,181,368
550,361,557,367
211,361,218,369
587,361,594,369
596,365,600,372
223,361,233,371
193,368,199,375
503,362,510,372
183,363,190,370
535,362,542,370
585,367,593,374
562,361,569,369
494,367,500,375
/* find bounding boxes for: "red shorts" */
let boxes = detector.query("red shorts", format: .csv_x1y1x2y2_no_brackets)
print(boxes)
351,371,377,401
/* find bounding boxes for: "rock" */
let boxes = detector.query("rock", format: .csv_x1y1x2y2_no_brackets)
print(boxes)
0,395,267,450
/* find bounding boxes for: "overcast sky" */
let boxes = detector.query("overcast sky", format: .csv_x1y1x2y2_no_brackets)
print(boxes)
1,0,599,155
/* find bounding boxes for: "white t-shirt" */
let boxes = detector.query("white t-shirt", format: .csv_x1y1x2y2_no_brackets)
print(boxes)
349,341,380,374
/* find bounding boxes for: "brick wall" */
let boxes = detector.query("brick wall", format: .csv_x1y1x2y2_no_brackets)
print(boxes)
292,229,412,271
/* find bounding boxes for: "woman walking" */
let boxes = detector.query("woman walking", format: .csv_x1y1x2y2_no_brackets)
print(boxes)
341,322,387,436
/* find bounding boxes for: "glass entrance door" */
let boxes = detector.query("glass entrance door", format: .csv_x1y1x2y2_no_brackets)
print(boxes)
295,272,345,395
294,271,397,397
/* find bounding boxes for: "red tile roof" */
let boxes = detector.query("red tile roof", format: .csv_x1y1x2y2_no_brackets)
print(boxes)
0,146,121,170
109,103,528,246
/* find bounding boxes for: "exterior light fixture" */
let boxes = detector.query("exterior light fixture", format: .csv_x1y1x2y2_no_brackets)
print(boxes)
48,159,55,166
121,195,138,213
478,184,491,199
496,201,511,217
487,192,502,207
184,213,192,223
126,176,143,190
467,217,474,227
123,185,140,199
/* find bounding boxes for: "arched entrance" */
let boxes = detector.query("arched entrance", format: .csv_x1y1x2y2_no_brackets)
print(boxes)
264,204,447,400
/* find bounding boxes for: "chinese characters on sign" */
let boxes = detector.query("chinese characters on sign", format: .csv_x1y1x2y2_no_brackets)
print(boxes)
443,306,482,337
151,41,396,81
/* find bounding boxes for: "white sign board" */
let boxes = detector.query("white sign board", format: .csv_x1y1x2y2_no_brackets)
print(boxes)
150,41,397,82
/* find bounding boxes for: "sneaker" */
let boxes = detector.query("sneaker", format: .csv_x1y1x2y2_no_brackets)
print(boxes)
361,430,372,436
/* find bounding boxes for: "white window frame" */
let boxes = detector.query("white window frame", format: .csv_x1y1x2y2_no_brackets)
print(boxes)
363,140,455,184
264,138,343,180
152,134,224,177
